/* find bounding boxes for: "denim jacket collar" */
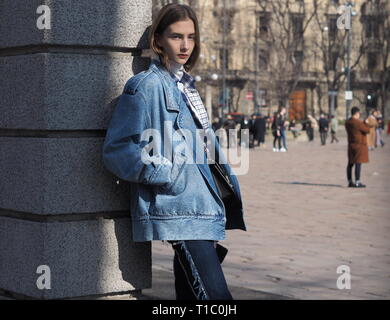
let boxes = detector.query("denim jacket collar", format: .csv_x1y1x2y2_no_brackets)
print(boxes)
149,58,183,113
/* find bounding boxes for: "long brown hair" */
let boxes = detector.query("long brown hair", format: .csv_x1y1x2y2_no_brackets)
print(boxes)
149,3,200,73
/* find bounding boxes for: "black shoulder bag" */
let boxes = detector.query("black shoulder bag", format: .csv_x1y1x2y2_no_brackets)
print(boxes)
209,161,235,200
209,161,243,229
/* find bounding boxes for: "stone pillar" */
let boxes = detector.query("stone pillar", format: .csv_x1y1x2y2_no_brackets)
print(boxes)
0,0,152,299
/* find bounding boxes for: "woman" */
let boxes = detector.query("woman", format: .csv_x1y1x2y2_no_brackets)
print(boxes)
271,112,281,151
330,115,339,143
345,106,372,188
366,109,378,151
375,110,385,148
102,3,246,300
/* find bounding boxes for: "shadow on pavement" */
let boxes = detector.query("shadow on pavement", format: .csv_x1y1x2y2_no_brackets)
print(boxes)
274,181,345,188
140,268,291,300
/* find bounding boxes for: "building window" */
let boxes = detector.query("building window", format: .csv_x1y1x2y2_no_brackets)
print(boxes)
328,15,338,41
329,51,338,71
367,52,378,70
259,12,270,39
364,18,380,39
291,14,304,41
293,50,304,66
219,48,229,69
259,50,269,70
214,0,235,8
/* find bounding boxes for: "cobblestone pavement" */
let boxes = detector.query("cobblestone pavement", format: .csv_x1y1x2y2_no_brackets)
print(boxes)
146,129,390,300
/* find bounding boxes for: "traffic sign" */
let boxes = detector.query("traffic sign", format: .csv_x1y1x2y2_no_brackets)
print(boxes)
246,92,253,100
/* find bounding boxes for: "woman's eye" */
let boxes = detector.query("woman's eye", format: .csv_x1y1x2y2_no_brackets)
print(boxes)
171,35,195,40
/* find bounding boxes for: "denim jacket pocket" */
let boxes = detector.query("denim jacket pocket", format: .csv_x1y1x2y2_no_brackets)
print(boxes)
159,152,187,195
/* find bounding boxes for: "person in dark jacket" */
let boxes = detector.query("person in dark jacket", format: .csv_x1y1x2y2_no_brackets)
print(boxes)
212,117,222,131
254,113,266,147
288,119,300,138
318,113,329,145
223,114,237,148
249,114,257,148
272,111,284,152
302,118,313,141
345,106,373,188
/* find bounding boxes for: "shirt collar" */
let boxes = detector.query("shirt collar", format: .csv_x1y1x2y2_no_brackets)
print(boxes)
150,52,196,88
168,61,196,89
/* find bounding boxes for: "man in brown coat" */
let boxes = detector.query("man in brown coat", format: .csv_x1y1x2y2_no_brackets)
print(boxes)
345,106,372,188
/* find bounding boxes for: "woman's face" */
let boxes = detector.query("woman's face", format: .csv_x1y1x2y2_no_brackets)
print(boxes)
157,18,196,66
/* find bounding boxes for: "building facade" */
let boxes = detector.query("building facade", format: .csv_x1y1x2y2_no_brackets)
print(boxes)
154,0,390,121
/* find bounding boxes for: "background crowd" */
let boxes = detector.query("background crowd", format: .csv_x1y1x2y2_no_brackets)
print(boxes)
211,108,387,151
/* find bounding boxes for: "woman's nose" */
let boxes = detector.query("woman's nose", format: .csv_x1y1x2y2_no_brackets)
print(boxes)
181,38,189,50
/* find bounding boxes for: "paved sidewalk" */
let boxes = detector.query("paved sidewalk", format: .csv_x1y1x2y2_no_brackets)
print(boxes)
144,129,390,300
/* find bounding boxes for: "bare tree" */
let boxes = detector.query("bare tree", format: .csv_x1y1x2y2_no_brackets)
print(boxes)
361,0,390,118
310,0,367,116
379,6,390,118
255,0,317,110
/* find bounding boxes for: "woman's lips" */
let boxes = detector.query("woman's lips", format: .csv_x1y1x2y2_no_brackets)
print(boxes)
178,54,188,58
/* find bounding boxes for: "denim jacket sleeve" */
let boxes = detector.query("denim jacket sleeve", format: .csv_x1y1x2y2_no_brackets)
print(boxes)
102,89,173,186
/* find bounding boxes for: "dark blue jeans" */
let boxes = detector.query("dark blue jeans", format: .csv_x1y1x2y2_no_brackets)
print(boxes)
169,240,233,300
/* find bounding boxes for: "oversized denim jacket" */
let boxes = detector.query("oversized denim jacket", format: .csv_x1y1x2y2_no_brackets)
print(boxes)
102,58,246,241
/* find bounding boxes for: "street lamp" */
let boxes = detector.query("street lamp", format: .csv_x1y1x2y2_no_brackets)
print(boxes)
221,0,228,123
344,2,356,120
211,73,219,81
254,12,260,115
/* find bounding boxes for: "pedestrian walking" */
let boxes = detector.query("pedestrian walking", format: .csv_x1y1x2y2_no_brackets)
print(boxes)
318,113,329,145
102,3,246,300
366,109,378,151
223,114,237,148
254,113,266,148
288,119,300,138
345,106,373,188
302,117,313,141
308,114,317,141
330,115,339,143
212,117,222,131
375,110,385,148
281,118,288,151
272,109,286,152
248,114,257,148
